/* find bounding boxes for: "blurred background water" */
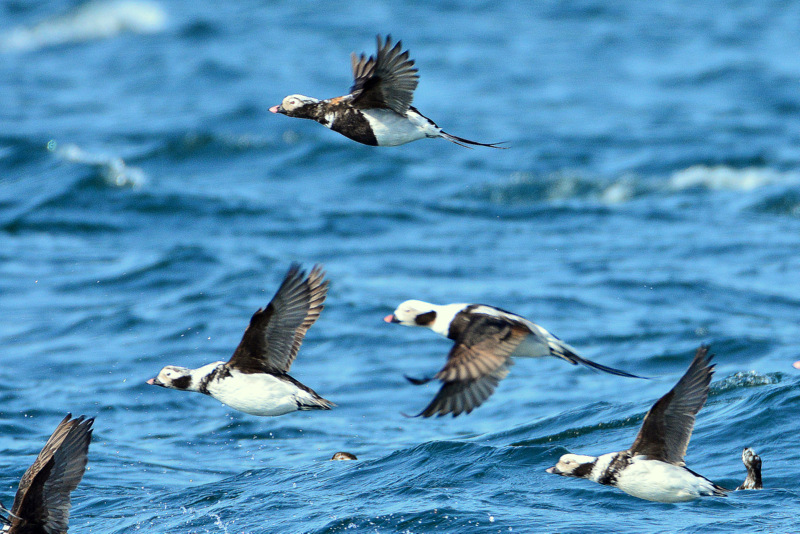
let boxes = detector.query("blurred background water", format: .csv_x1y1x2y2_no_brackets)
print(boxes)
1,1,799,532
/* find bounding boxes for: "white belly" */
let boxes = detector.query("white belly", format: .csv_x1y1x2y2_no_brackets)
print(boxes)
207,373,303,417
614,458,719,503
360,109,432,146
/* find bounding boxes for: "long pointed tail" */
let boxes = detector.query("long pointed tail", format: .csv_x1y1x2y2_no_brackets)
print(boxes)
552,342,644,378
570,353,644,378
439,130,508,149
297,396,336,411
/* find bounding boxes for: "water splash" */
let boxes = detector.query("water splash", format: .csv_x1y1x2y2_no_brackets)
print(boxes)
713,371,783,393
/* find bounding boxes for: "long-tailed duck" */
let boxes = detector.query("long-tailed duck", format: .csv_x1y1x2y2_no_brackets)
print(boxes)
269,35,505,148
147,264,334,416
1,414,93,534
384,300,642,417
330,452,357,461
547,345,728,503
736,447,762,490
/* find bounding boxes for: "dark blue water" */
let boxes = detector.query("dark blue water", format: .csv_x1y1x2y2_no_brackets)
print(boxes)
2,1,800,532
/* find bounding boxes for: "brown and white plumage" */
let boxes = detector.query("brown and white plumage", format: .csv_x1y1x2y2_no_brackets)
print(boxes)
547,346,729,503
385,300,641,417
1,414,93,534
270,35,505,148
736,447,763,490
628,345,715,465
147,264,334,416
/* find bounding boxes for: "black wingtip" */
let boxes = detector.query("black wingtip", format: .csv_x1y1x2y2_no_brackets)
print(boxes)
402,409,437,418
695,344,714,363
404,374,434,385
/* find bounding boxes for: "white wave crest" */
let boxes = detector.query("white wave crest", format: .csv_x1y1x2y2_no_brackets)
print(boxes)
0,0,167,53
668,165,796,191
48,140,147,188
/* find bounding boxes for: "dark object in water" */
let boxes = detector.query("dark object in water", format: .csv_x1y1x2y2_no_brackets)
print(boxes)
736,447,763,490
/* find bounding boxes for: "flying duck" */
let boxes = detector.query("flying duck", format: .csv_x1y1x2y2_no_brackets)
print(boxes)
384,300,641,417
546,345,728,503
147,264,334,416
270,35,505,148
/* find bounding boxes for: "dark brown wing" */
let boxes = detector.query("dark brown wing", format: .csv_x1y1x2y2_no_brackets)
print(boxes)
349,35,419,114
436,316,527,382
414,317,526,417
629,346,715,465
227,264,329,374
416,362,513,418
11,414,93,532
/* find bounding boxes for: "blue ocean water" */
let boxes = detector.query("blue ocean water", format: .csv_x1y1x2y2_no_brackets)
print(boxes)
2,0,800,532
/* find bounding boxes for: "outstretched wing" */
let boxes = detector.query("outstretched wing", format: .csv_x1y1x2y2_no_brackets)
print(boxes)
629,346,715,465
228,264,329,374
414,362,513,417
11,414,93,532
412,316,527,417
349,35,419,114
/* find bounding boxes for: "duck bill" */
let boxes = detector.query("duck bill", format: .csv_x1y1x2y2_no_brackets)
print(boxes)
146,377,161,386
269,104,285,114
384,314,399,323
545,467,557,474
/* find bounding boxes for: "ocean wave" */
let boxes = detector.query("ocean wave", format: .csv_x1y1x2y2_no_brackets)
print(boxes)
473,171,647,205
0,0,167,53
712,371,783,393
48,140,147,188
751,190,800,217
476,165,800,207
667,165,797,191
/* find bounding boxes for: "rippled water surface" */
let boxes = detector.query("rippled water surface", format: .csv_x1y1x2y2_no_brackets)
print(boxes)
2,1,800,532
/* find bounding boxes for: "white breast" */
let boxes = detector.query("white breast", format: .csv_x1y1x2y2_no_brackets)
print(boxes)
206,371,304,417
614,457,719,503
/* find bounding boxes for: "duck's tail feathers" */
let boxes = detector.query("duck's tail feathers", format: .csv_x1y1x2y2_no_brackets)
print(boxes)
297,396,336,411
711,483,730,497
439,130,508,149
552,344,645,379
